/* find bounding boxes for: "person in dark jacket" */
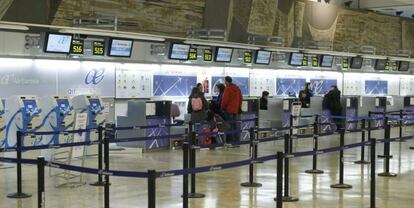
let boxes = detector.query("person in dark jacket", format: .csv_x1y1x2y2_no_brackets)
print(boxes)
187,87,208,123
299,82,314,108
323,85,343,130
211,83,226,118
221,76,243,143
260,91,269,110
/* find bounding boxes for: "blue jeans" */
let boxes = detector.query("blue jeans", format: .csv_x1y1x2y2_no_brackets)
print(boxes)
224,112,240,143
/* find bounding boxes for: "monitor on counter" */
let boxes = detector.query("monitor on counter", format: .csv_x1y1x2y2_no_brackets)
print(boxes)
319,55,334,67
44,33,73,53
214,47,233,62
374,59,387,70
288,53,304,66
398,61,410,71
350,57,363,69
108,38,133,57
254,50,272,65
168,43,190,60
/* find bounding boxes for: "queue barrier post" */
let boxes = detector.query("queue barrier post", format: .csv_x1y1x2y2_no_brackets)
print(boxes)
148,170,157,208
241,127,262,188
275,152,284,208
182,141,189,208
370,138,376,208
331,129,352,189
378,117,392,159
37,156,45,208
104,123,114,208
90,126,106,186
188,122,205,198
355,119,370,164
7,131,32,198
280,134,298,202
305,115,324,174
378,121,397,177
399,110,404,142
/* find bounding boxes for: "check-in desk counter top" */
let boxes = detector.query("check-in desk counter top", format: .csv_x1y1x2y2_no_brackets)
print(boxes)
299,96,323,127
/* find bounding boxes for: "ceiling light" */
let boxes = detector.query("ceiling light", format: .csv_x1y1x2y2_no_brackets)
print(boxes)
302,49,358,57
59,28,165,42
184,39,260,50
0,23,29,31
360,54,388,60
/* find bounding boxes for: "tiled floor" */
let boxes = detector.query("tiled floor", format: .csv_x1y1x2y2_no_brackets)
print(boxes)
1,127,414,208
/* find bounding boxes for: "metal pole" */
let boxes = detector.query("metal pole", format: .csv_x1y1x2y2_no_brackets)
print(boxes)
182,142,189,208
282,134,298,202
370,138,376,208
91,126,105,186
355,119,370,164
241,127,262,187
305,115,323,174
37,157,45,208
148,170,157,208
378,122,397,177
378,117,391,158
276,152,284,208
104,124,112,208
188,124,204,198
399,110,404,142
331,129,352,189
8,131,32,198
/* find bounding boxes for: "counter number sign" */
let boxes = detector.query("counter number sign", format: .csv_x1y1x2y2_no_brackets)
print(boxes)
393,62,398,71
312,57,318,67
93,41,105,56
189,48,197,60
302,56,308,66
71,39,84,55
244,51,252,64
342,58,349,69
385,61,390,71
204,49,212,61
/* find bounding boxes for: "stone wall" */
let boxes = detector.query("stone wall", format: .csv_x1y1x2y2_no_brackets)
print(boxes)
51,0,206,37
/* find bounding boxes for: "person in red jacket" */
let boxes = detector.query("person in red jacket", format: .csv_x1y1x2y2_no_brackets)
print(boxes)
221,76,243,143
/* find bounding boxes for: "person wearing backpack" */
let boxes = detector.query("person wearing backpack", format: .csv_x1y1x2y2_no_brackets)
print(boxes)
187,87,208,123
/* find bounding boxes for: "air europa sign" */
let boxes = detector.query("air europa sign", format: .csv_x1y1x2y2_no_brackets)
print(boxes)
85,68,105,85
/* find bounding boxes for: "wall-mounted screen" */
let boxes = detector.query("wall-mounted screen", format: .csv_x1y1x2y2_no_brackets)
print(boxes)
214,47,233,62
319,55,334,67
168,43,190,60
254,50,272,65
108,38,133,57
398,61,410,71
288,53,304,66
350,57,363,69
44,33,73,53
375,59,387,70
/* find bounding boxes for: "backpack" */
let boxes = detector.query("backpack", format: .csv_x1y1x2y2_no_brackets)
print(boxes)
191,97,203,112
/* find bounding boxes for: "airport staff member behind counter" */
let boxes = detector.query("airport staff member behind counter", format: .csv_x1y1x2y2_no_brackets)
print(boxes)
260,91,269,110
323,85,343,130
299,82,313,108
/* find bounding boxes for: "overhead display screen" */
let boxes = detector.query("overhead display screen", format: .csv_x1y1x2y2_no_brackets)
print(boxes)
350,57,363,69
398,61,410,71
319,55,334,67
289,53,304,66
108,38,133,57
255,50,272,65
375,59,387,70
44,33,73,53
215,47,233,62
169,43,190,60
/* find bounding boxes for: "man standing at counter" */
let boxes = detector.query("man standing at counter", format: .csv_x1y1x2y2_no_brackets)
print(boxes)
221,76,243,144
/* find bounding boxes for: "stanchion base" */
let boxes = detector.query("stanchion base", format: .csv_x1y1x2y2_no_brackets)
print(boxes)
7,192,32,198
330,184,352,189
240,182,262,187
377,155,393,159
273,196,300,202
89,181,111,187
305,169,324,174
378,172,397,177
354,160,371,165
187,193,205,198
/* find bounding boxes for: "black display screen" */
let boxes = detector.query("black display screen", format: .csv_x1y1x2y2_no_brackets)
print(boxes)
350,57,363,69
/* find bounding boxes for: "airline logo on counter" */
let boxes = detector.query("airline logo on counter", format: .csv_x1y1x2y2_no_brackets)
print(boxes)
0,74,40,85
85,68,105,85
